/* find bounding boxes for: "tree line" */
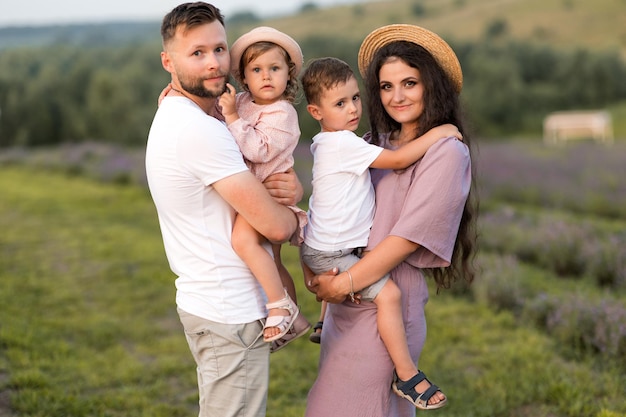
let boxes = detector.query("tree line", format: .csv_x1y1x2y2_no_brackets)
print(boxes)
1,36,625,147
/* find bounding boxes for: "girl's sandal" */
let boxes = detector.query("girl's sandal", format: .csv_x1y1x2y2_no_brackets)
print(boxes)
392,370,447,410
309,321,323,344
263,289,299,342
270,313,311,353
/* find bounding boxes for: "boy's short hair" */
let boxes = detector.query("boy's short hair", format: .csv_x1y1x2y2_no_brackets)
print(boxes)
301,57,356,105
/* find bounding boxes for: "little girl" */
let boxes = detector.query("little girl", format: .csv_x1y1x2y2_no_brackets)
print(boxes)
218,27,310,345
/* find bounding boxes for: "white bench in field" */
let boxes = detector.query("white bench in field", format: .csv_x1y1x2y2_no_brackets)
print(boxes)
543,110,613,145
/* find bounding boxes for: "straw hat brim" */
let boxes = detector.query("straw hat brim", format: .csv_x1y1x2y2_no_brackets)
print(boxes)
358,24,463,93
230,26,303,83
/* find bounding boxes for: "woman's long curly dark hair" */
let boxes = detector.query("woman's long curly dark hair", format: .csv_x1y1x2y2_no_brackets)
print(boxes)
365,40,479,290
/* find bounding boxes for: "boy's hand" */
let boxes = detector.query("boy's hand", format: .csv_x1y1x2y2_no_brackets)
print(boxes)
439,123,463,141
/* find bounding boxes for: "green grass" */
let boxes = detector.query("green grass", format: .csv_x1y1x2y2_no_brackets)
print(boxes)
1,166,625,416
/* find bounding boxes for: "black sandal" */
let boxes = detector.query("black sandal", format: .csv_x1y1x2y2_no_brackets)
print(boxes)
392,370,447,410
309,321,323,344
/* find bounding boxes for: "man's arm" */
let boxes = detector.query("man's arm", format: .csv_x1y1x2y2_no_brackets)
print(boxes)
213,170,297,243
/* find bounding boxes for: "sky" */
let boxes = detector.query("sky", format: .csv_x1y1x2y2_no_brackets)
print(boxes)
0,0,368,27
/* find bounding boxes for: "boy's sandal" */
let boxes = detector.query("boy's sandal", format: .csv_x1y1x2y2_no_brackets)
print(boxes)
270,313,311,353
392,370,447,410
264,290,300,342
309,321,323,344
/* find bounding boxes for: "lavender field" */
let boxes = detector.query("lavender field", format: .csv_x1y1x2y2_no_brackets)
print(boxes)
474,140,626,364
2,138,625,364
3,139,624,218
1,138,625,416
476,140,626,218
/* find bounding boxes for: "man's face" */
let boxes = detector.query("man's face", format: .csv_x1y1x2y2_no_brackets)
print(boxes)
163,20,230,98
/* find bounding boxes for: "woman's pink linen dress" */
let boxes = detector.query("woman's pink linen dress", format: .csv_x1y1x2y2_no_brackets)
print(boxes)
305,136,471,417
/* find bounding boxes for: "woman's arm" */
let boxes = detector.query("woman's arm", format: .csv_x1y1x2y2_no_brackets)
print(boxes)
306,235,420,303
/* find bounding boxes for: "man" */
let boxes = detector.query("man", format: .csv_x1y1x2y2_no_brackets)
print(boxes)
145,3,302,416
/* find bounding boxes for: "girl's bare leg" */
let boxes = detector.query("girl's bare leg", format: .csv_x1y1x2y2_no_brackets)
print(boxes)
232,214,288,340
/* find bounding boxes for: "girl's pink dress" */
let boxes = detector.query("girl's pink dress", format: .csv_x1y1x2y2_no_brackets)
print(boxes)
227,92,307,244
305,136,471,417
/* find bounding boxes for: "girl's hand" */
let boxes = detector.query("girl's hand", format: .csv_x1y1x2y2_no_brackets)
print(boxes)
157,83,173,106
218,83,238,124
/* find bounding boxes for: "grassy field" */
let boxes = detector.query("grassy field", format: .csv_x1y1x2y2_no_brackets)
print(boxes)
1,137,626,417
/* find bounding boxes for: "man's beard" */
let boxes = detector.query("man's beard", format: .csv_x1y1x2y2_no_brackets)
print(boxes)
180,76,227,98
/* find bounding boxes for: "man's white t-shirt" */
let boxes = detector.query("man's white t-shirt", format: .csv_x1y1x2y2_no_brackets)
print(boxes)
305,130,383,252
146,97,268,324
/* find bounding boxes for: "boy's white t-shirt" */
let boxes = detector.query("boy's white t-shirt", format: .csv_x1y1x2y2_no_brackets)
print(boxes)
146,97,268,324
305,130,384,252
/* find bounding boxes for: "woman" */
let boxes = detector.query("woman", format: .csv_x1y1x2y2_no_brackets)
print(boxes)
304,24,478,417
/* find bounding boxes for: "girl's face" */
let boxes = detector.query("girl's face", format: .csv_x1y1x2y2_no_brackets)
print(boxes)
378,57,424,129
242,46,290,105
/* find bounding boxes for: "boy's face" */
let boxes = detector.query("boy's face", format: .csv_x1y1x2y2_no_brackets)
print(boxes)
307,76,362,133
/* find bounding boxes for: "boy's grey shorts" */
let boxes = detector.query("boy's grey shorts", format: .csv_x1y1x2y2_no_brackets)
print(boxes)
301,242,389,301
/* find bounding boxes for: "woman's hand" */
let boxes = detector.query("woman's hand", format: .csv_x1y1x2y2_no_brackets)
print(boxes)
264,168,303,206
305,265,361,304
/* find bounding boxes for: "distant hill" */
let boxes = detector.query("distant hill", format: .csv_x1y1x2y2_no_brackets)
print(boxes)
250,0,626,58
0,22,161,49
1,0,624,58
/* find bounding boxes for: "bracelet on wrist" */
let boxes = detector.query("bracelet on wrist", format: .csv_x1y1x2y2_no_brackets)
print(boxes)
345,269,356,303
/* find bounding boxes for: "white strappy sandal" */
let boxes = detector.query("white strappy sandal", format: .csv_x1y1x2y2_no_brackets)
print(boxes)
263,289,300,342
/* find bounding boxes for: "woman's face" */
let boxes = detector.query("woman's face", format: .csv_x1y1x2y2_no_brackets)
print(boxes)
378,57,424,128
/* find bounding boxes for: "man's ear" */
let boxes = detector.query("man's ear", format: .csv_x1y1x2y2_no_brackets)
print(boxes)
307,104,323,121
161,51,174,73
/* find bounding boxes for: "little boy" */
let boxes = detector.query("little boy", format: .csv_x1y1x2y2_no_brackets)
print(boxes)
300,57,460,406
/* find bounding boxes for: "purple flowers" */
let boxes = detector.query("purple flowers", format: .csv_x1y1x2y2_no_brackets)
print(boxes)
475,139,626,362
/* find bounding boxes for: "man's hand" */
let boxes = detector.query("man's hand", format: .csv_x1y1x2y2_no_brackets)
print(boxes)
264,168,303,206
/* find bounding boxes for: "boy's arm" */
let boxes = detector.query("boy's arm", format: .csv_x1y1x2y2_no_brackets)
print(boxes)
369,123,461,169
213,170,297,244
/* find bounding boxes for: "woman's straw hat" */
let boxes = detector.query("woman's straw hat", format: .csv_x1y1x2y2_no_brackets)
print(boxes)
230,26,303,82
358,24,463,93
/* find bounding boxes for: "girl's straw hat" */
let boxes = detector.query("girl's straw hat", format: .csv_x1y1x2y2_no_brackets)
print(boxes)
358,24,463,93
230,26,303,82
